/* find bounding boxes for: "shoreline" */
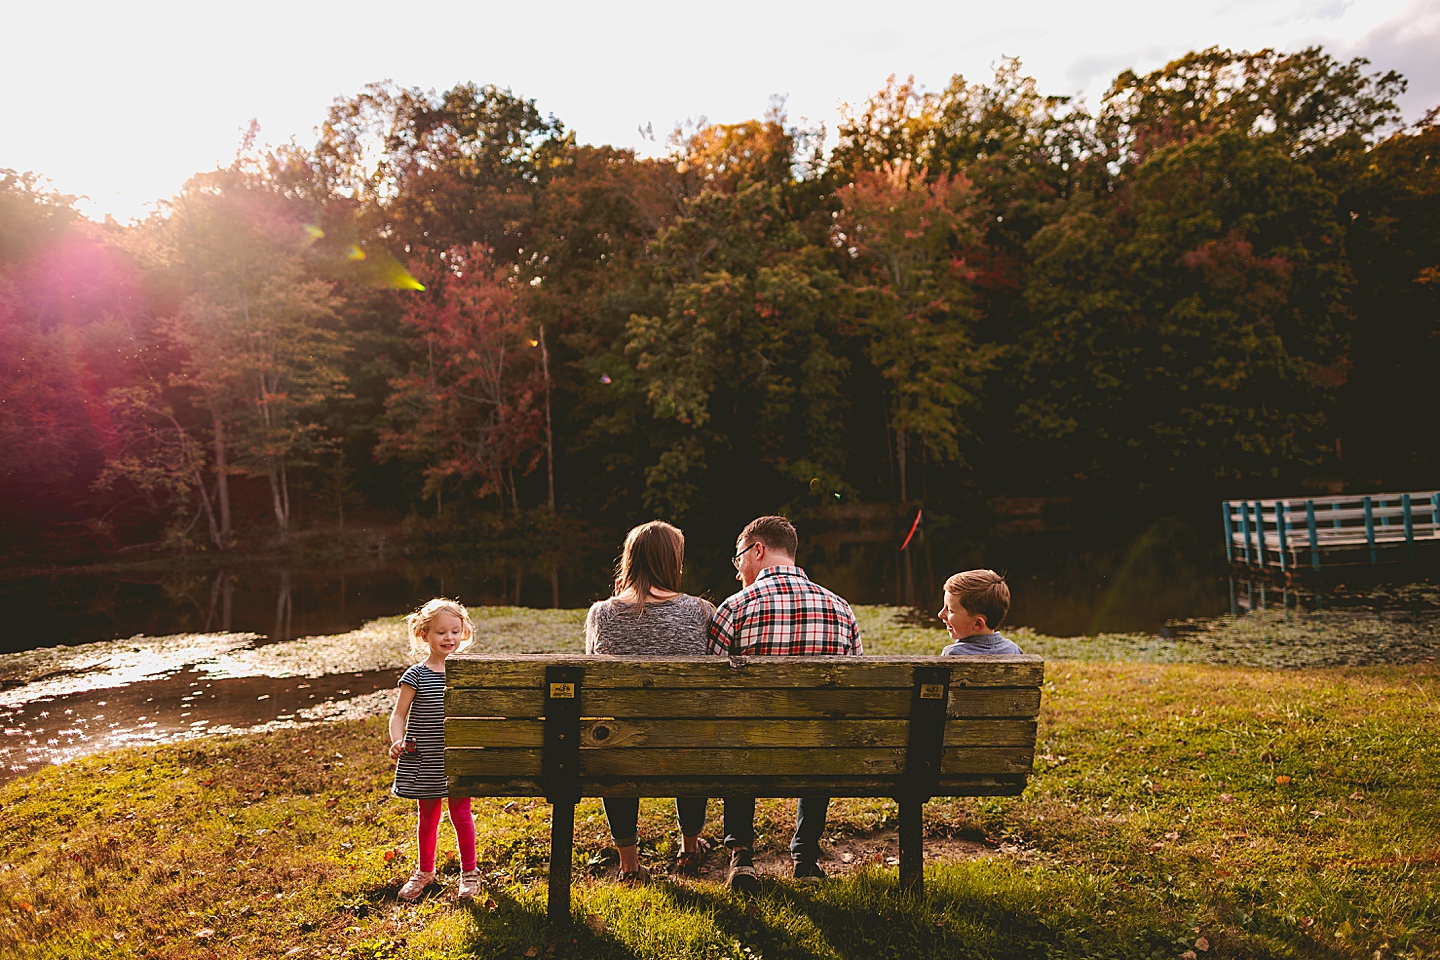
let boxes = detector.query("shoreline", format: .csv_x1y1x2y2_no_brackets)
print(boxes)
5,603,1440,787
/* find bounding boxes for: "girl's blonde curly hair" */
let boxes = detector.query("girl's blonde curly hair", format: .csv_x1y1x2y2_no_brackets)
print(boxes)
405,598,475,656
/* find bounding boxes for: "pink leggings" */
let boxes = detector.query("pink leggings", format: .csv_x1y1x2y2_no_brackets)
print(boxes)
417,797,477,872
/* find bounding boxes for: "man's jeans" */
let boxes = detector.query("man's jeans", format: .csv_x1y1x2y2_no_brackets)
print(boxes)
602,797,707,847
723,796,829,863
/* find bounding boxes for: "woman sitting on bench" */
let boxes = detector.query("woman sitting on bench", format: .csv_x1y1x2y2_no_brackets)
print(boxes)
584,520,716,881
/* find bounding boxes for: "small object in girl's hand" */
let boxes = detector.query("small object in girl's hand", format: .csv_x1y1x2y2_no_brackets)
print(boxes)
404,736,418,754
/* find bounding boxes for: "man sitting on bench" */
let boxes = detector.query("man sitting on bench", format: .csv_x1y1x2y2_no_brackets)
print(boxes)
707,515,863,890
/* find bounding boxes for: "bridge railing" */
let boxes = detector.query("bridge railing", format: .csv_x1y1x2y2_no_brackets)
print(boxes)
1222,492,1440,570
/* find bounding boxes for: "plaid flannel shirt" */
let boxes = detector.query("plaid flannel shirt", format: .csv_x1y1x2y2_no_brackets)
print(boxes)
707,565,863,657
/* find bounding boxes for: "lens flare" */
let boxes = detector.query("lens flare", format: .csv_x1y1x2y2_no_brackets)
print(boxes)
303,224,324,243
654,397,677,419
346,244,367,262
599,375,613,384
375,261,425,291
809,478,820,493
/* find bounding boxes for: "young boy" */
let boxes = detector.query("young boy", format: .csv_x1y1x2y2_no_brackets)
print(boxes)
938,569,1024,655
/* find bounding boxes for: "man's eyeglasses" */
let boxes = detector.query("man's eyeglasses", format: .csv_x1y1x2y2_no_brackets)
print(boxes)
730,542,757,569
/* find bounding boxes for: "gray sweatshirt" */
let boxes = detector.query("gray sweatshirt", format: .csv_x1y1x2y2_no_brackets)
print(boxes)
585,594,713,656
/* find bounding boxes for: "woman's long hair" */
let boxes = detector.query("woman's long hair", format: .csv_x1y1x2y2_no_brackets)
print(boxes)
615,520,685,615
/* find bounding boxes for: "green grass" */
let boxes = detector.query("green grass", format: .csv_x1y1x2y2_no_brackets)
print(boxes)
1,609,1437,959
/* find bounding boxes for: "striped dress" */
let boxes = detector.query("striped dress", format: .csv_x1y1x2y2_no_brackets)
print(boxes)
391,663,449,800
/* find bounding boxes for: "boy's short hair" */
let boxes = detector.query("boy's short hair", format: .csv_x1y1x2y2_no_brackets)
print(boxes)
944,569,1010,631
740,515,799,557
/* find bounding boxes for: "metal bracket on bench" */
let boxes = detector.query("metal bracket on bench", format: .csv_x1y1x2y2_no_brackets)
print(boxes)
903,665,951,802
542,665,584,805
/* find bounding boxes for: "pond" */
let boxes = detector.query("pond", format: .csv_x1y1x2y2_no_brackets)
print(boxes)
0,515,1233,653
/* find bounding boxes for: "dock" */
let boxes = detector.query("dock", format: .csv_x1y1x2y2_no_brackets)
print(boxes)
1223,491,1440,571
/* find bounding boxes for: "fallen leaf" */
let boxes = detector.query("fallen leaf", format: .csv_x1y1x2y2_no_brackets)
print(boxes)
1181,952,1198,960
195,928,215,939
1219,793,1236,803
1165,831,1181,840
16,902,33,914
383,850,396,862
841,853,854,863
524,948,539,958
1195,935,1210,951
1349,791,1364,801
1275,775,1292,786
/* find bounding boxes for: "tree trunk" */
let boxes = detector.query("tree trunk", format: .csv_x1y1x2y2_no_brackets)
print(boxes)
897,428,909,503
268,459,290,542
540,324,556,512
213,415,232,541
192,463,223,551
335,450,345,534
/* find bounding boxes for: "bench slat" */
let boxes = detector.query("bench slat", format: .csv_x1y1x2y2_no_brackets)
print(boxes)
447,774,1031,799
446,655,1044,690
445,745,1034,778
448,686,1041,720
445,717,1037,749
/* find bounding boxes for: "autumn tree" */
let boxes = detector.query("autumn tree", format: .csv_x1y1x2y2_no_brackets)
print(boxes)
377,244,545,513
1098,46,1406,168
1014,130,1351,490
602,116,852,519
152,167,349,542
0,172,156,554
313,82,569,260
1334,117,1440,483
836,161,994,501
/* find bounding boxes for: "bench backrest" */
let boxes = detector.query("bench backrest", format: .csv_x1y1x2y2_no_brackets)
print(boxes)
445,654,1043,801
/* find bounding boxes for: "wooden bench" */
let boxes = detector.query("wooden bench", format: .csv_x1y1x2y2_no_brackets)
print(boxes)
445,653,1044,921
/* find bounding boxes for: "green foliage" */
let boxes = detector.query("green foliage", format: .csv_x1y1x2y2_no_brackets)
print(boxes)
619,180,851,518
1015,129,1350,485
3,45,1438,557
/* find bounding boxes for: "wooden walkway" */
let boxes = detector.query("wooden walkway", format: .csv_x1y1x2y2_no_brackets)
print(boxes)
1223,492,1440,571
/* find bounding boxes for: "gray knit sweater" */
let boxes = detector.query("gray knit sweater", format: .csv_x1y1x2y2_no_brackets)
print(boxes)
584,594,713,656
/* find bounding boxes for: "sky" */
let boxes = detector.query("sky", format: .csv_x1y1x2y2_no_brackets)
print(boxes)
3,0,1436,223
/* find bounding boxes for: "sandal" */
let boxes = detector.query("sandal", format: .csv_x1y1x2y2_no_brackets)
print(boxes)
674,837,714,877
618,864,651,884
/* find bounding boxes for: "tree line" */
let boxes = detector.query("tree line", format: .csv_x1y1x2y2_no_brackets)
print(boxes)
2,47,1436,562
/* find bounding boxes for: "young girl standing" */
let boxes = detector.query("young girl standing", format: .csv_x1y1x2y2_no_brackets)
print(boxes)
388,598,481,901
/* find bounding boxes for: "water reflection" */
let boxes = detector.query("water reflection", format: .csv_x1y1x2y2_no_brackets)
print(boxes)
0,669,395,787
0,517,1239,652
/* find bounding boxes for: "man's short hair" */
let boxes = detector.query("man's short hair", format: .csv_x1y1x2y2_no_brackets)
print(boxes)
944,569,1010,631
740,515,798,558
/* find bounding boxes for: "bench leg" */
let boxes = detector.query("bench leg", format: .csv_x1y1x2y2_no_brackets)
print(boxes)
548,800,575,924
898,796,924,896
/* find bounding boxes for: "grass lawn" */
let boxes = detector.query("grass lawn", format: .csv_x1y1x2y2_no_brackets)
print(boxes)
1,608,1437,959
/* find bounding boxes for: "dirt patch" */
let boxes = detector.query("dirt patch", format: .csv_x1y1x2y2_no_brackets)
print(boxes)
617,828,1004,885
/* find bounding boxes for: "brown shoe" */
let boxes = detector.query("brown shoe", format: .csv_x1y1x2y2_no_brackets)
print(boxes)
618,864,651,885
675,837,714,877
